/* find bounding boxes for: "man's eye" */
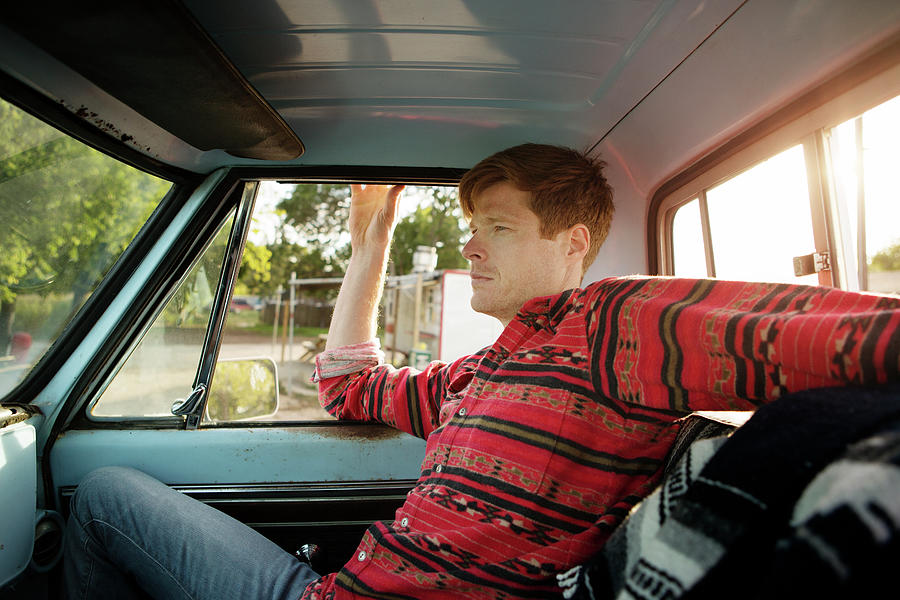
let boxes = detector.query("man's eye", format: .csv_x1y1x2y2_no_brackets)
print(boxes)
494,225,508,232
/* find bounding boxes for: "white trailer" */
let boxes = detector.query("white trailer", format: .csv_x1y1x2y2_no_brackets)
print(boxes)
383,269,504,367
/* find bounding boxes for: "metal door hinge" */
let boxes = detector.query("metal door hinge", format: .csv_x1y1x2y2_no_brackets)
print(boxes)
793,252,831,277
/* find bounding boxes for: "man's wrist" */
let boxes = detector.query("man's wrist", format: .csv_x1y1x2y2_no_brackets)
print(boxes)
348,244,391,269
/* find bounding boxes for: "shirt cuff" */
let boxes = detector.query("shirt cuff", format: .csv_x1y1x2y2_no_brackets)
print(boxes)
311,339,385,382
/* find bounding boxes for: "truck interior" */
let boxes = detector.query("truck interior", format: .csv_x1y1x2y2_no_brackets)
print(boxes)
1,1,899,597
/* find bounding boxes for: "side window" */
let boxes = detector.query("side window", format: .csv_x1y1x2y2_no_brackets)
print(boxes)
670,198,706,278
670,145,819,285
91,212,235,419
209,181,501,423
827,95,900,294
664,89,900,294
0,97,171,399
90,181,502,425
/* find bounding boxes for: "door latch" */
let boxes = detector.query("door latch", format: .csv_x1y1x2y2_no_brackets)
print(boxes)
792,252,830,277
172,384,207,429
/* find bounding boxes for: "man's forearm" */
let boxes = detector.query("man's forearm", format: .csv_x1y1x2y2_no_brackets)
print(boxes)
324,183,403,351
325,245,390,350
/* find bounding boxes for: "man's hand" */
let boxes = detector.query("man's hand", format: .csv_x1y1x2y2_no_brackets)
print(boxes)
323,183,405,350
349,184,405,251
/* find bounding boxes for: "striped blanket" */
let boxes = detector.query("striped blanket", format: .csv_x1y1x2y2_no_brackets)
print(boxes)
558,383,900,599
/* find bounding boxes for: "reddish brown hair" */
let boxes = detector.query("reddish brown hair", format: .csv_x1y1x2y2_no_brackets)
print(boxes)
459,143,614,271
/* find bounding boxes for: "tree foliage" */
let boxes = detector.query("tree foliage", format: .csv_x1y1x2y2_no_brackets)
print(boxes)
0,99,170,354
390,187,468,275
235,241,273,295
870,241,900,272
262,184,468,296
277,183,351,267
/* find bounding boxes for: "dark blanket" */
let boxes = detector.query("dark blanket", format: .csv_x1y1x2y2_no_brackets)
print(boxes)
558,384,900,599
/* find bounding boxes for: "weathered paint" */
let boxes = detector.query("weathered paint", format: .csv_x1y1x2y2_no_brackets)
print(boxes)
50,425,425,489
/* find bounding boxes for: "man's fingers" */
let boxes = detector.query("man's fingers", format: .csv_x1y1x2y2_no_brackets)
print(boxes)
384,185,405,221
350,183,404,217
348,184,405,246
351,183,400,203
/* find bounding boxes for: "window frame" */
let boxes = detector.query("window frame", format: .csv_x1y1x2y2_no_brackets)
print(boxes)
649,44,900,285
71,168,467,430
84,196,244,426
0,74,200,409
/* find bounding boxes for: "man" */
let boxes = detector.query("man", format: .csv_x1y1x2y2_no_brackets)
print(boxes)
65,144,899,599
307,144,618,599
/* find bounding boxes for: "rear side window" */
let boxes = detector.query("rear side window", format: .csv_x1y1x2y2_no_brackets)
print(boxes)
827,94,900,294
671,145,819,285
0,98,172,399
661,88,900,294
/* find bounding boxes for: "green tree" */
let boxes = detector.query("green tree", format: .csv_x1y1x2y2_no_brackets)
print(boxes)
277,183,351,267
235,241,272,295
266,241,336,299
273,184,469,285
0,98,169,355
870,241,900,272
390,187,469,274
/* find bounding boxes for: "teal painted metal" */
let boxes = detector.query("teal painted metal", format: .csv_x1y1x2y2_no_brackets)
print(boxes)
50,426,425,487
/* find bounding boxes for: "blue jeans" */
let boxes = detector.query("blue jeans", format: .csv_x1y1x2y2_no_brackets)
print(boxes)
63,467,320,599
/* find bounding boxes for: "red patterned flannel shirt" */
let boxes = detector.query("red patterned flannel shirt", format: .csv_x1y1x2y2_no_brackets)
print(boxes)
302,276,900,599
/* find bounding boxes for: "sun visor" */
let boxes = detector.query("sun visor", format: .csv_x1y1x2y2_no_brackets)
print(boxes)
2,1,304,160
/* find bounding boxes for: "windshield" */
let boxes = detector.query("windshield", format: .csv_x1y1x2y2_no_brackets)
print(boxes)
0,97,172,398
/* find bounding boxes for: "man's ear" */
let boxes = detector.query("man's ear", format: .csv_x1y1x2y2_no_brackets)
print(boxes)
566,224,590,264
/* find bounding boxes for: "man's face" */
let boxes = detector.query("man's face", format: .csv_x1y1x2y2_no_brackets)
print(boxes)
463,182,580,326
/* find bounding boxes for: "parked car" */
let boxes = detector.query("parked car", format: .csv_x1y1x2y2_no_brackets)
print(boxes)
1,1,899,597
229,297,255,313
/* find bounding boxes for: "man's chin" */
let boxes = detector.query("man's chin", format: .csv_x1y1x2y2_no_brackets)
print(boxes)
470,297,507,323
470,295,493,317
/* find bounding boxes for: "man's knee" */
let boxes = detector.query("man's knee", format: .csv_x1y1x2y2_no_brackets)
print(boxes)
70,466,152,524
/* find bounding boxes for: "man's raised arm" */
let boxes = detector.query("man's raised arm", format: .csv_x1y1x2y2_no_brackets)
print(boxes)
325,183,404,350
316,183,461,436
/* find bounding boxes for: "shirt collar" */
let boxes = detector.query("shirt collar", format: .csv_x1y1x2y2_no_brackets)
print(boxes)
515,288,578,334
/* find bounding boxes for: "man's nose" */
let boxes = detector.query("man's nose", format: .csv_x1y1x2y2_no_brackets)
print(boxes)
462,235,483,261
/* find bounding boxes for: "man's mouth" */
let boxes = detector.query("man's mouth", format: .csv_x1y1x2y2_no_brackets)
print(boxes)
470,273,492,283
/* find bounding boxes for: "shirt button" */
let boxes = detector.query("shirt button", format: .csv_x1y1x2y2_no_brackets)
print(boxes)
435,464,443,473
458,407,467,416
357,551,367,561
400,517,409,527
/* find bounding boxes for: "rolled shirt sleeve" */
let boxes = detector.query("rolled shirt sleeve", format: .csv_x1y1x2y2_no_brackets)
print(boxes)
313,339,479,439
